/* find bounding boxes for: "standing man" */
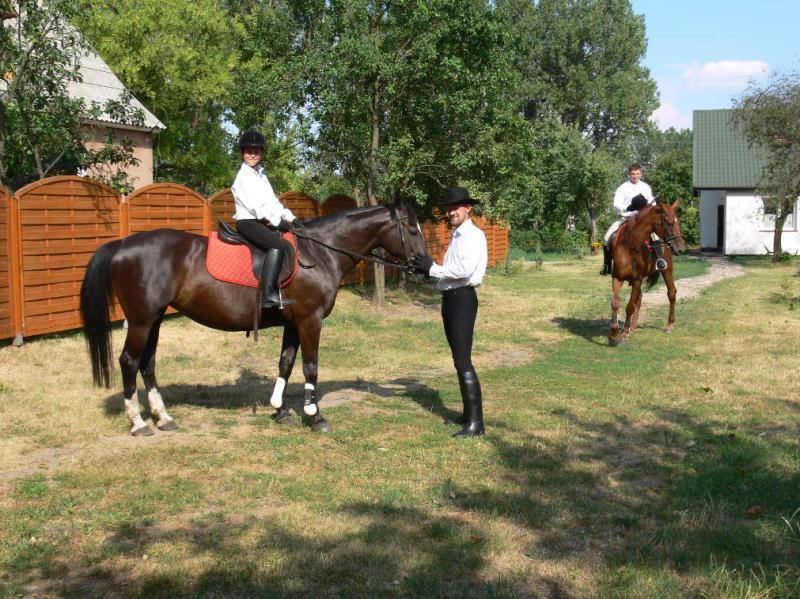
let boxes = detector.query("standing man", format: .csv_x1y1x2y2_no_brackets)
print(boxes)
232,128,301,308
600,163,654,275
410,187,488,438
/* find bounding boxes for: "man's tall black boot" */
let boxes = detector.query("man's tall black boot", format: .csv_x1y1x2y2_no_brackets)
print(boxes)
443,393,468,426
260,248,295,308
652,239,668,271
599,245,612,275
453,369,484,438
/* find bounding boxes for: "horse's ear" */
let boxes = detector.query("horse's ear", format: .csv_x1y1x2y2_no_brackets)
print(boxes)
672,198,681,209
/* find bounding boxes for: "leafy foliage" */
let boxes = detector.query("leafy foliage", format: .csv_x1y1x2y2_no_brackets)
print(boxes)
731,70,800,260
0,0,140,191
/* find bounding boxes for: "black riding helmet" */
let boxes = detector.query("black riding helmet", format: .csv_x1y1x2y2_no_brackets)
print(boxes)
238,128,266,150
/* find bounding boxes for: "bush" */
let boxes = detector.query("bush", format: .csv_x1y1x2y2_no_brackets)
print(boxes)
679,204,700,247
543,229,588,259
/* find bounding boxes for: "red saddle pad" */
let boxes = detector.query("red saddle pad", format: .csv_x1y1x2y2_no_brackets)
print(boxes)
206,232,298,289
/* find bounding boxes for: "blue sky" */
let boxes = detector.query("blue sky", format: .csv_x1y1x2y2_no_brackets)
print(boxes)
630,1,800,130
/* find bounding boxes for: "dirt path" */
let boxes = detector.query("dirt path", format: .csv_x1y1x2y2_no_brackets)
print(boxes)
641,254,745,312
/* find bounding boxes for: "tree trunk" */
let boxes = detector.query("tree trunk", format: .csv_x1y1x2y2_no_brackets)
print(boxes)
367,78,385,306
586,201,598,255
772,212,788,261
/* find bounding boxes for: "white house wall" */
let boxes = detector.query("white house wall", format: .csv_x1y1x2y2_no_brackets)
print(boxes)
724,191,800,255
700,190,724,248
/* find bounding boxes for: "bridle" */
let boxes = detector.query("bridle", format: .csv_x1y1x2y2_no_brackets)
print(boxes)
293,205,418,273
656,202,684,248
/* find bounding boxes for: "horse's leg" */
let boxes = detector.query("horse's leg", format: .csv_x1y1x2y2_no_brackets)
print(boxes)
297,319,330,433
119,322,157,436
662,267,677,332
272,323,299,423
609,277,623,344
140,313,177,431
622,280,642,340
631,290,643,333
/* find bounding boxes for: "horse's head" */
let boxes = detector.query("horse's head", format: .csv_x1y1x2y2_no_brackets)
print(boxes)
376,199,428,267
653,198,686,255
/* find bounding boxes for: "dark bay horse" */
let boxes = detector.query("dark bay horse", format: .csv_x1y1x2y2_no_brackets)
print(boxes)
609,199,686,345
80,201,427,435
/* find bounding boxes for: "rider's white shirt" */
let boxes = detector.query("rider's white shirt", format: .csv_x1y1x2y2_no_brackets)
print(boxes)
429,218,488,291
232,163,296,225
613,180,654,218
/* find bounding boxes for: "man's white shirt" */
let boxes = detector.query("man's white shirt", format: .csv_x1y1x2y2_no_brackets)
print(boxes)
429,218,488,291
232,163,296,225
612,180,654,218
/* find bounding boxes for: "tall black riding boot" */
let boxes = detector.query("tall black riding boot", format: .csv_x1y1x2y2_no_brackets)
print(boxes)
652,239,668,271
599,245,612,276
453,369,484,438
260,248,295,308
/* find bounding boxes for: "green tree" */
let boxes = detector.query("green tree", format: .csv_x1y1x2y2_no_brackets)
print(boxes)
303,0,529,302
1,0,140,190
731,70,800,261
77,0,239,194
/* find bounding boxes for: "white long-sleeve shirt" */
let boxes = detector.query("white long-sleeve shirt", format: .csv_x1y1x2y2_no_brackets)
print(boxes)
429,218,488,291
232,163,296,225
613,180,654,218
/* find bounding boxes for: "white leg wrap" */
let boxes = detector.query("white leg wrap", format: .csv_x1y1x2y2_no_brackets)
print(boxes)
147,388,173,427
270,377,286,409
124,395,148,433
303,383,317,416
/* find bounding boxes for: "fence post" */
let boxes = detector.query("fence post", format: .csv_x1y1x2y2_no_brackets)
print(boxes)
9,190,23,346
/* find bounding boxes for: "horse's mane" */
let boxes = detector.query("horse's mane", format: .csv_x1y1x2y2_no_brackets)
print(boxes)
304,203,415,227
627,204,656,229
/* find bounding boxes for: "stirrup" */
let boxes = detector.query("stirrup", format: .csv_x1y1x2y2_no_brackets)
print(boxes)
655,258,668,271
261,289,295,308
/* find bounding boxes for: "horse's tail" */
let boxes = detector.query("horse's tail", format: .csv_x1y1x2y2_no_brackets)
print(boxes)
645,269,660,290
80,240,120,388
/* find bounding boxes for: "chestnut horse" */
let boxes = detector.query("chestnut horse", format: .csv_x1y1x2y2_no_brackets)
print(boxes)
609,199,686,345
80,201,427,434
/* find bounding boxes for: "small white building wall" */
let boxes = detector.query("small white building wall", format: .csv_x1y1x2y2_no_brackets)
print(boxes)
700,189,724,248
724,191,800,255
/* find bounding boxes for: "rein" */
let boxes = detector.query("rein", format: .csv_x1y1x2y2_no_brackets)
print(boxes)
293,206,415,272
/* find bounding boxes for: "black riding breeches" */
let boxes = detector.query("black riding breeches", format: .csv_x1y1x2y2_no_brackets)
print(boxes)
441,286,478,375
236,219,286,251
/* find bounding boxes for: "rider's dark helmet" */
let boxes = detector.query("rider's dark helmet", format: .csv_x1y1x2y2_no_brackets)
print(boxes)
238,128,266,150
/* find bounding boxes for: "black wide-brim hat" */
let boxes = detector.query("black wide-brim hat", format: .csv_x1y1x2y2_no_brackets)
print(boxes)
442,186,480,206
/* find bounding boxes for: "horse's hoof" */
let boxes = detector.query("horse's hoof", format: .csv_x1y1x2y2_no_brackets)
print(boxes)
158,420,178,432
665,326,674,333
132,425,154,436
311,419,331,433
273,410,295,424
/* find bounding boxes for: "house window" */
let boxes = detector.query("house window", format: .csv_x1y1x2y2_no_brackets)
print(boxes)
761,198,798,231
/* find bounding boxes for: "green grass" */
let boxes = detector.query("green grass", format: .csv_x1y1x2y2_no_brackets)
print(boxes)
0,258,798,597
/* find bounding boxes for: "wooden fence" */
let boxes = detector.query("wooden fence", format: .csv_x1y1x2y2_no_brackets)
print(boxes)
0,176,508,344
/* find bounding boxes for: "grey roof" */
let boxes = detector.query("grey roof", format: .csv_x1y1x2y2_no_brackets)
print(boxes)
693,109,769,189
67,48,165,131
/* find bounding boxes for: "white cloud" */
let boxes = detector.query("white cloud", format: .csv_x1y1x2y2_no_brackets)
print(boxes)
651,102,692,131
681,60,770,88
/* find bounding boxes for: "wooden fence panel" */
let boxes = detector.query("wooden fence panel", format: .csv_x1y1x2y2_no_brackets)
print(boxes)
321,194,357,216
15,176,123,338
280,191,321,220
127,183,207,236
208,189,235,230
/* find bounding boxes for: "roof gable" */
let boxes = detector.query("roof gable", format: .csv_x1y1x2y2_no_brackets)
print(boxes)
693,109,769,189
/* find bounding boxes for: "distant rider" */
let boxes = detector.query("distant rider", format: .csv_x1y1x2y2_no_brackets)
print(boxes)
600,163,665,275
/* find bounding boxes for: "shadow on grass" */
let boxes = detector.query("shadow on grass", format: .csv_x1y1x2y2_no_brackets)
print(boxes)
5,406,799,597
102,371,449,427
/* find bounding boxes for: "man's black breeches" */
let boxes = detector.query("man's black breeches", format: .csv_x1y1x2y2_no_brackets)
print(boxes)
441,286,478,375
236,219,286,251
